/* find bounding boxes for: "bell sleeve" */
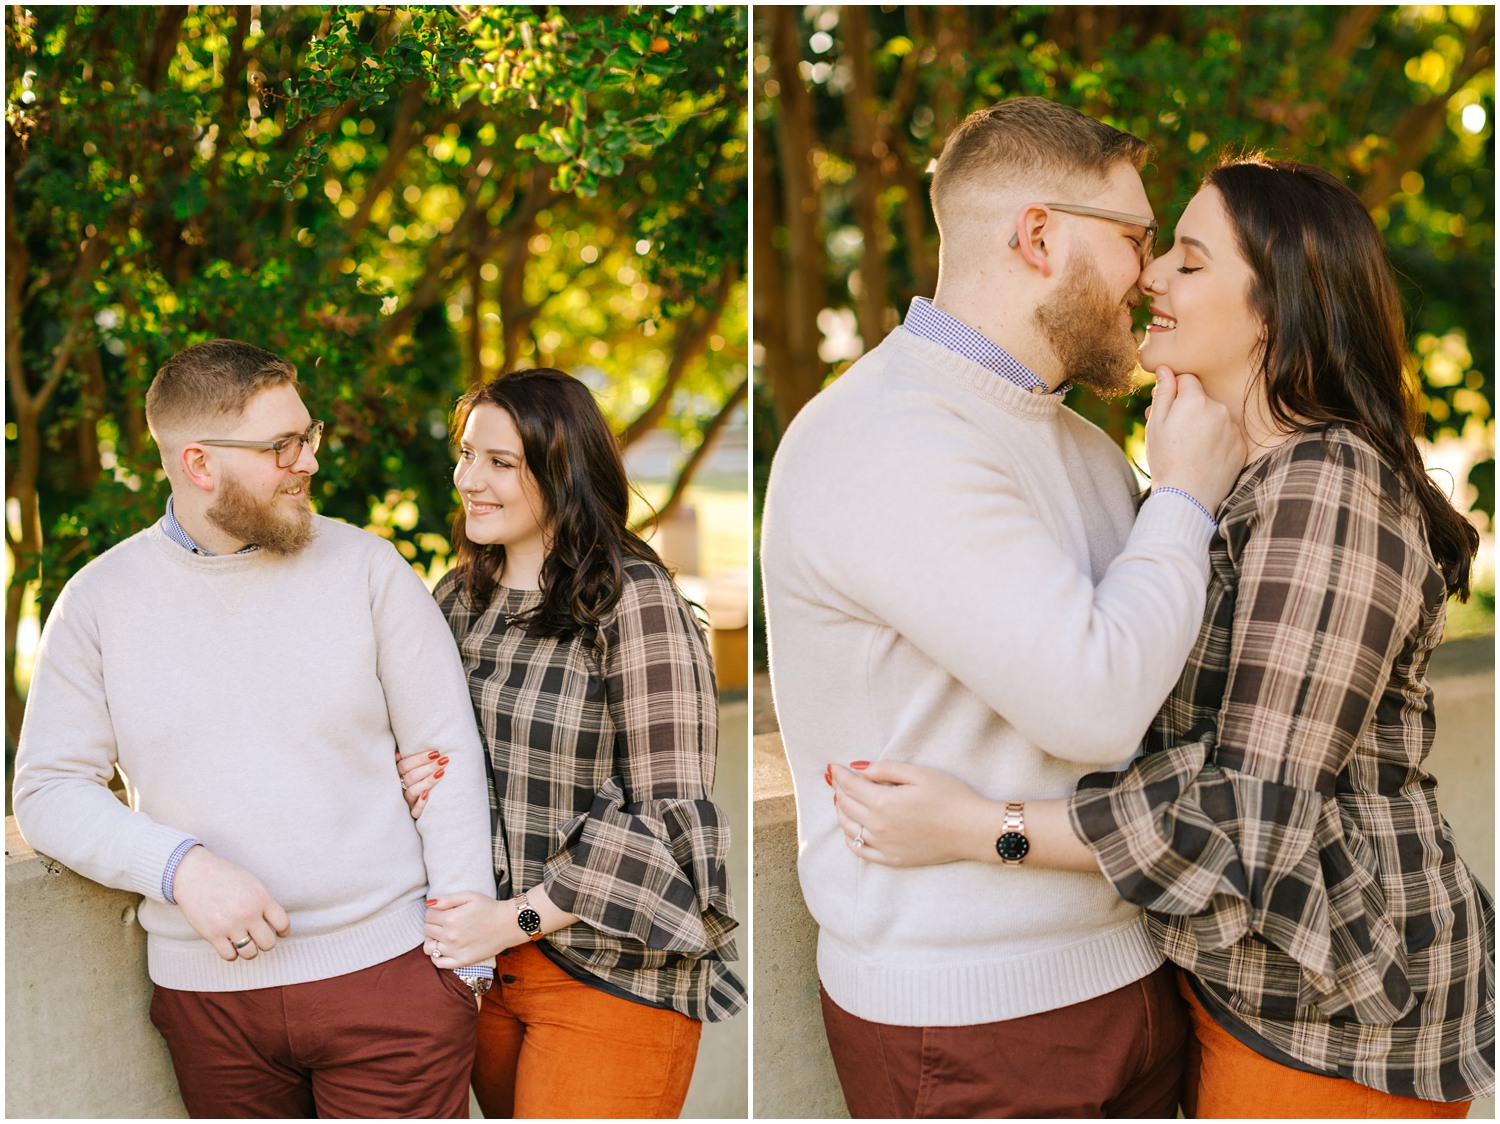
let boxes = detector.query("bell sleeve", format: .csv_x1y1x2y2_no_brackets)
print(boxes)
1070,436,1435,1023
541,564,739,959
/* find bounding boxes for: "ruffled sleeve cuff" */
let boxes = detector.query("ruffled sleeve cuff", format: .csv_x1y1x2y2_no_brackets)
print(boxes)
541,776,739,959
1069,740,1414,1024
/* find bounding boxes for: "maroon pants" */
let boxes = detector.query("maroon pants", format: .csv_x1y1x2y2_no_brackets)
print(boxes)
149,945,478,1118
821,962,1188,1118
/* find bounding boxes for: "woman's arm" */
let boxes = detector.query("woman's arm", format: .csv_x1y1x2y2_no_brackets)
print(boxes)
423,883,580,967
537,565,738,957
828,760,1100,871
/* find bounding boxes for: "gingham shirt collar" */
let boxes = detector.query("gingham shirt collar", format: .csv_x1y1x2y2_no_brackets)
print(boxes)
162,495,258,556
901,296,1065,396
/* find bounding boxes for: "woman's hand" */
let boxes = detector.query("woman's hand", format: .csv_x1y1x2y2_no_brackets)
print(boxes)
423,891,510,967
829,760,1001,867
395,749,448,820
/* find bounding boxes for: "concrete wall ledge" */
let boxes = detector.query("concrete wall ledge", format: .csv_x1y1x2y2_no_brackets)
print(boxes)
753,636,1495,1119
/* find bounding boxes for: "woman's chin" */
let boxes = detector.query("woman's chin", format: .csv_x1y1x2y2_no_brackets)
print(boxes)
1138,335,1172,367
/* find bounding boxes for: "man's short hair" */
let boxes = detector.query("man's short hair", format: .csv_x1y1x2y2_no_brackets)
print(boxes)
145,339,298,450
931,97,1149,238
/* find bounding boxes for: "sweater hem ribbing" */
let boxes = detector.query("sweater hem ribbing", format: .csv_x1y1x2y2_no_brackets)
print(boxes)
816,916,1163,1026
146,898,428,992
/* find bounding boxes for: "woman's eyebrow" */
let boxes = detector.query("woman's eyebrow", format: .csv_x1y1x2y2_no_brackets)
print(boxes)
1179,235,1214,259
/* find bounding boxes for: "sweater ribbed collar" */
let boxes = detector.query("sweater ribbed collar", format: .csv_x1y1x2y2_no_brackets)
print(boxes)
881,328,1068,420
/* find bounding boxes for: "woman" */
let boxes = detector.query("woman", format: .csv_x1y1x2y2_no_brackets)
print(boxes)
399,368,746,1118
830,157,1493,1117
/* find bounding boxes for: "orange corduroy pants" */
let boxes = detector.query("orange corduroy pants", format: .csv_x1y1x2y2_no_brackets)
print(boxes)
471,941,702,1119
1180,973,1472,1119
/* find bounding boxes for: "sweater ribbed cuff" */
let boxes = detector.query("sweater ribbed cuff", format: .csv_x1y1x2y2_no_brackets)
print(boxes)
130,821,202,905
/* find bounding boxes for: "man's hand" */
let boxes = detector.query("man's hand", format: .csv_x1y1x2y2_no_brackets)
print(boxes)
171,846,291,962
1144,366,1248,513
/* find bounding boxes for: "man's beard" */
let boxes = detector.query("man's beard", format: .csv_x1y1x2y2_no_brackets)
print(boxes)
206,470,314,556
1034,254,1143,399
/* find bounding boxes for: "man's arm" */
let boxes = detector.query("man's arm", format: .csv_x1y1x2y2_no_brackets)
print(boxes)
13,581,289,960
789,373,1239,765
370,549,498,905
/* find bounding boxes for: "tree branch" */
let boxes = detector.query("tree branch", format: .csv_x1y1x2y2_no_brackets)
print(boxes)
618,261,738,448
629,375,747,533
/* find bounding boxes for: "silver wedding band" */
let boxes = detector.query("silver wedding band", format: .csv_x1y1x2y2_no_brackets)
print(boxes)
232,936,254,950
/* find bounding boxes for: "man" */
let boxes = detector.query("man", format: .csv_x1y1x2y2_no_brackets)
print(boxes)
13,339,497,1118
760,98,1246,1116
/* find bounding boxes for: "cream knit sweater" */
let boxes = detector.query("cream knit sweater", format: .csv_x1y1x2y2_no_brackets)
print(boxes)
14,515,497,992
761,328,1214,1026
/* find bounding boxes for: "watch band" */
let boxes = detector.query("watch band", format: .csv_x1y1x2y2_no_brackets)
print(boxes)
1002,801,1025,835
995,801,1030,865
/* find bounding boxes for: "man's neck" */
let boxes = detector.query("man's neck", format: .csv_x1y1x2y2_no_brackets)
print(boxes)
928,287,1065,391
170,492,251,555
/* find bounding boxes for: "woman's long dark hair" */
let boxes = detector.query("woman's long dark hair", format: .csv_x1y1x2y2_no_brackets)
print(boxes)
449,368,668,643
1205,155,1479,600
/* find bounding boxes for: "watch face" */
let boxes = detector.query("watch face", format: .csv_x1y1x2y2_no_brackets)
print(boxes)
517,907,542,935
995,832,1030,863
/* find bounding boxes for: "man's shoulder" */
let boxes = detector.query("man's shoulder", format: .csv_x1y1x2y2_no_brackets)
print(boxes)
775,339,984,469
308,514,404,567
65,522,167,589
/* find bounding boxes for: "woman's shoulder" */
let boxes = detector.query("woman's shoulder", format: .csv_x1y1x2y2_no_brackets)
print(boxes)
1228,424,1422,543
617,554,689,608
1246,424,1400,499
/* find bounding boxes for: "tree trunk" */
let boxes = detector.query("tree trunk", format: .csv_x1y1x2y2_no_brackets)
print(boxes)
840,6,893,351
766,6,828,429
752,112,789,453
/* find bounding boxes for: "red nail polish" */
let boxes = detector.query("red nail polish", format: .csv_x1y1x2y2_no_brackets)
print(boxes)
851,761,870,769
833,793,839,805
433,768,445,779
823,768,832,786
426,900,437,906
428,751,441,759
438,756,450,766
421,790,429,800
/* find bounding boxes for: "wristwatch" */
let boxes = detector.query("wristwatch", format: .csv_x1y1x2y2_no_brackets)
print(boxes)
462,975,492,998
994,801,1030,865
515,893,543,941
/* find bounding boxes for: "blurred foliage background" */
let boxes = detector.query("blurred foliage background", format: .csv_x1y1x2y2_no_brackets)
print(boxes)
752,4,1496,667
5,5,748,744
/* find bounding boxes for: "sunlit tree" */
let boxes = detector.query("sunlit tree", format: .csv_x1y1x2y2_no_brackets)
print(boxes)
5,5,748,743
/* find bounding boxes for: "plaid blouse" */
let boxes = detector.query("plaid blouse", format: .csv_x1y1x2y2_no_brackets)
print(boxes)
434,558,746,1023
1071,426,1494,1102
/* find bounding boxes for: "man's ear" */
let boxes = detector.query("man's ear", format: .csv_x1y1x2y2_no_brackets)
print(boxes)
179,443,216,492
1011,204,1054,278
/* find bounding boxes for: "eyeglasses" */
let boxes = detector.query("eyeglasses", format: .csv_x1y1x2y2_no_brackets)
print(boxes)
1009,203,1159,265
198,420,324,468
